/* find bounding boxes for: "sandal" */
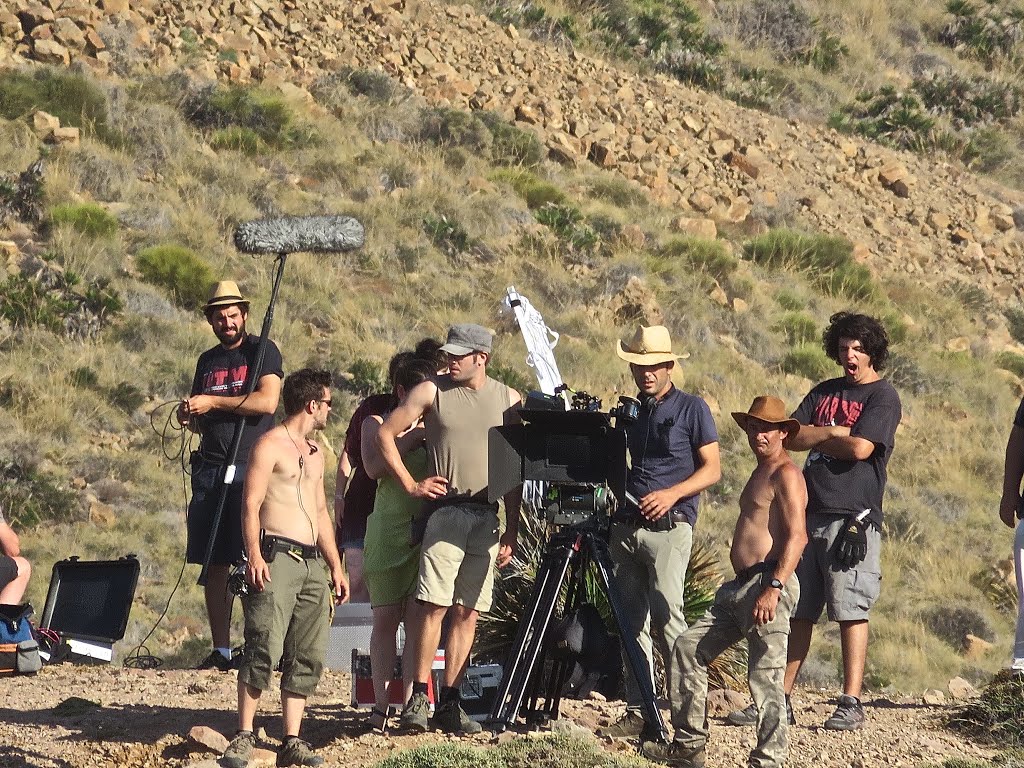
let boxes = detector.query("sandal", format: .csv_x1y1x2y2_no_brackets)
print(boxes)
365,706,391,733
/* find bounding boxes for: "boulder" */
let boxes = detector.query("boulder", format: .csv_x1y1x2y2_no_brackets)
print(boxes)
33,38,70,65
947,677,979,700
670,217,716,239
706,688,747,717
32,110,60,137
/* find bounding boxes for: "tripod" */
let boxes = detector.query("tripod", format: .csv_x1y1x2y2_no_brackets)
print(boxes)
489,521,669,743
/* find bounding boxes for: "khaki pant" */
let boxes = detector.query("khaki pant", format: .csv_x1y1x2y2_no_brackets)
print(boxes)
609,520,692,712
416,504,500,612
239,555,332,697
670,570,799,768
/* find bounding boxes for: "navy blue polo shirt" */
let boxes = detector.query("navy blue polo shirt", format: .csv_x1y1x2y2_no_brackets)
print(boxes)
624,386,718,525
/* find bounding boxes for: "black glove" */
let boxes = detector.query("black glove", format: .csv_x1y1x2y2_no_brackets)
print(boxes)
835,516,868,567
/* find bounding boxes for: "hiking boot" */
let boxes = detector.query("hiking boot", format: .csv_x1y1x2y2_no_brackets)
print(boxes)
641,741,706,768
823,694,865,731
432,700,483,735
276,737,323,767
196,649,232,672
725,695,796,726
222,730,256,768
399,691,431,733
598,710,646,738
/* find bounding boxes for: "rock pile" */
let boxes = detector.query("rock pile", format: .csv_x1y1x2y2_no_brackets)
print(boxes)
2,0,1023,300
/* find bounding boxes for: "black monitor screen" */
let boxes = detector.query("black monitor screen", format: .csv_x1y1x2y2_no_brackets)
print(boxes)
41,559,139,643
545,434,593,470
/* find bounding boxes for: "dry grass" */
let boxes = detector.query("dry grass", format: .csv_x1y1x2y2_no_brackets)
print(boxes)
0,45,1020,686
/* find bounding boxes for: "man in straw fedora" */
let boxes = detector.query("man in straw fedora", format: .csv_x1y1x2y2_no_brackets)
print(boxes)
642,396,807,768
600,324,721,739
177,280,284,671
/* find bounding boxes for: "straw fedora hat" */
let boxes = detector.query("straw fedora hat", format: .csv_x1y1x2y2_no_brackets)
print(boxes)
203,280,250,313
616,325,689,365
731,396,800,433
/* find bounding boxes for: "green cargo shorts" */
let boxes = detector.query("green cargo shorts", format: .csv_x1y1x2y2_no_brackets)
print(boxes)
239,553,332,697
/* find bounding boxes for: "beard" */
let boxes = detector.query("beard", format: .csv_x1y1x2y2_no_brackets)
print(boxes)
215,324,246,346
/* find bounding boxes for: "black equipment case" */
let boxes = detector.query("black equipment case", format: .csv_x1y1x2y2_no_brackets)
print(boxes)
39,555,140,659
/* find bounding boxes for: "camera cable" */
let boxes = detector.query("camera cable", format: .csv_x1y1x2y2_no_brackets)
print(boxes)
121,401,198,669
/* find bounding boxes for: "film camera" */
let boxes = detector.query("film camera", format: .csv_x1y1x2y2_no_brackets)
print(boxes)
488,391,637,527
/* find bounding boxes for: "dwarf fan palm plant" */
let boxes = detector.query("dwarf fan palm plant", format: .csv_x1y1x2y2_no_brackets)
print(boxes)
476,503,746,692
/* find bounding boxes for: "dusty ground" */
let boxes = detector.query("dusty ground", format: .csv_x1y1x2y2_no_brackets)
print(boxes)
0,665,996,768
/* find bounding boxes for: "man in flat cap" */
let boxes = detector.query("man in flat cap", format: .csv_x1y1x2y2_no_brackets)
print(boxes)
601,325,720,739
377,323,522,735
642,396,807,768
177,280,284,671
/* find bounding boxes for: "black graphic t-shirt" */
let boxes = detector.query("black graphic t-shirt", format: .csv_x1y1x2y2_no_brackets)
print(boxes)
190,335,284,464
792,377,901,525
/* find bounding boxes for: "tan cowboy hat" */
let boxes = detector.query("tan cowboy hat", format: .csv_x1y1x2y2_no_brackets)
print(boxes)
203,280,250,312
616,325,689,365
731,396,800,433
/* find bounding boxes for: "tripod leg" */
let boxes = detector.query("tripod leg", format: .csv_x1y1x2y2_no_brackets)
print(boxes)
541,541,588,722
489,533,580,730
586,533,670,743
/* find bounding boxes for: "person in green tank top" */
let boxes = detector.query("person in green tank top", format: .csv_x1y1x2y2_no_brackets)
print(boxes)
359,356,437,731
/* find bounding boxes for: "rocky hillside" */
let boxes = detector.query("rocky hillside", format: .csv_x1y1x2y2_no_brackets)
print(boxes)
1,0,1023,697
2,0,1024,304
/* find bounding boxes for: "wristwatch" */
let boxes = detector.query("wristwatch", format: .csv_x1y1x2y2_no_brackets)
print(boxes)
768,577,784,591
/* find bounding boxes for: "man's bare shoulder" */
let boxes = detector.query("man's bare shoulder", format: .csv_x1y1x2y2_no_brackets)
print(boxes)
771,457,802,479
252,424,288,453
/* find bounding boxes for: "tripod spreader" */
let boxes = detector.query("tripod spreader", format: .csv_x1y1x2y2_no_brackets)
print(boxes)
488,526,669,743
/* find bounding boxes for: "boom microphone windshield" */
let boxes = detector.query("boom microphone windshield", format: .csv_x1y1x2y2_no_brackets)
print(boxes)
234,215,365,254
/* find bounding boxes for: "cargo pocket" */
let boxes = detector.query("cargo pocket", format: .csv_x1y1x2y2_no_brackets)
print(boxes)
842,569,881,618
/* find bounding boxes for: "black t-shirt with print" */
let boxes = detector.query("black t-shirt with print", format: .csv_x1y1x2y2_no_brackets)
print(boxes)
190,334,284,464
792,377,901,526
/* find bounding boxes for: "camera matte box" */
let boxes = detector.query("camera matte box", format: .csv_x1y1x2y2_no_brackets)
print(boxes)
40,555,140,644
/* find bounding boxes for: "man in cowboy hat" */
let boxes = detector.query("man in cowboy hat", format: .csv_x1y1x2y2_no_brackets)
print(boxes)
601,324,721,739
728,312,901,731
642,396,807,768
177,280,284,671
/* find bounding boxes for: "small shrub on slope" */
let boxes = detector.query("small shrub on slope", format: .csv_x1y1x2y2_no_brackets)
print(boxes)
50,203,118,239
0,68,115,144
949,670,1024,747
136,244,213,310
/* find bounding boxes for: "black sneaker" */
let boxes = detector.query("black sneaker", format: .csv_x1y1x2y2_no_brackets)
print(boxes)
598,710,646,738
641,741,705,768
222,730,256,768
725,695,796,726
432,700,483,735
277,737,323,767
196,649,232,672
823,694,865,730
399,691,431,733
